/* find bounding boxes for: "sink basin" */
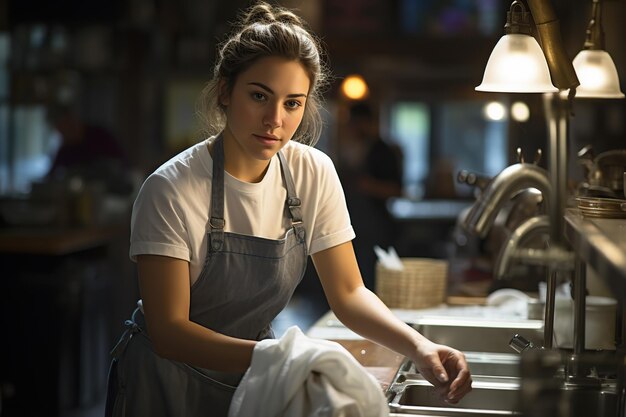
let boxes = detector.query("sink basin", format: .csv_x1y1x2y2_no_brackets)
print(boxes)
389,376,521,416
389,355,522,416
398,352,520,378
466,352,520,377
554,387,617,417
517,382,618,417
414,316,543,354
388,357,619,417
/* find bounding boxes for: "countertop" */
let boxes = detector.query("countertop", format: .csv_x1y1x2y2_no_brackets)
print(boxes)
387,198,472,221
0,224,126,255
307,298,532,393
564,208,626,300
307,303,533,341
330,339,404,392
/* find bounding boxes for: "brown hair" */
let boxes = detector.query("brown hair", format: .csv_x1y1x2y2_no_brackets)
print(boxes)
197,1,329,145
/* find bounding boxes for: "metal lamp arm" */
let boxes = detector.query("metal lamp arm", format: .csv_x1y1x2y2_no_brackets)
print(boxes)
526,0,580,90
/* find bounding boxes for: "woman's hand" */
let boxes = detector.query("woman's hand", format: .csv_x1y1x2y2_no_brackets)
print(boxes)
411,340,472,404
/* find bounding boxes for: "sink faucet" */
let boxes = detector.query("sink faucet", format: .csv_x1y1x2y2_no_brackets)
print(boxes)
462,159,577,351
494,215,550,280
463,163,552,239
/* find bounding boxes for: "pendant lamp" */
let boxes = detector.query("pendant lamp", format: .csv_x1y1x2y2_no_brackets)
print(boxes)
476,1,557,93
572,0,624,98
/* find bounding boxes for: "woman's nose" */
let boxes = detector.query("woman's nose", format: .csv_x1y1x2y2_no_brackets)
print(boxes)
263,105,282,129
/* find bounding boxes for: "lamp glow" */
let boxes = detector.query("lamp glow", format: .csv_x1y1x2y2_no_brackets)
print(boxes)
476,34,557,93
341,75,369,100
511,101,530,122
569,0,624,99
483,101,507,121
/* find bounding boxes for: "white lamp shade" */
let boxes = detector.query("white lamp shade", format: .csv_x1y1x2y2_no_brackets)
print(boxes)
476,34,558,93
573,49,625,99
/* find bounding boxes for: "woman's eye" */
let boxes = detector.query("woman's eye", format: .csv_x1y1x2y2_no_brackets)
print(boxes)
251,92,266,101
285,100,302,109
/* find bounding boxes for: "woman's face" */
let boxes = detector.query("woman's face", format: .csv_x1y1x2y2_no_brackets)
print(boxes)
221,56,311,165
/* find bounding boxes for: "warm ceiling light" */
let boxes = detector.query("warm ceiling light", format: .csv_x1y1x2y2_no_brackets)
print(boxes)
511,101,530,122
483,101,507,121
573,50,624,98
571,0,624,99
341,74,369,100
476,1,557,93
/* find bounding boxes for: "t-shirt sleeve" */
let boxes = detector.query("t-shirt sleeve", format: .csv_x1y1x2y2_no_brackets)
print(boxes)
308,152,355,255
129,174,191,262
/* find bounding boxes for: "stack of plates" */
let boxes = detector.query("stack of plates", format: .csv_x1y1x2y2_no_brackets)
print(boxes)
576,196,626,218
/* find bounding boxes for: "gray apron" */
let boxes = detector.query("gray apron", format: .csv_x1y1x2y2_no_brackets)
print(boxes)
105,134,308,417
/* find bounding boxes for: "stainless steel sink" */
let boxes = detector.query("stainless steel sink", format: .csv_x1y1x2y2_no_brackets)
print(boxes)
388,354,521,416
398,352,520,378
384,310,622,416
414,316,543,354
516,380,618,417
465,352,520,377
388,356,619,417
389,374,521,416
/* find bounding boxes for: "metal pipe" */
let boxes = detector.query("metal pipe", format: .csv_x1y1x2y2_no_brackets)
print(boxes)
463,163,551,238
573,258,587,355
494,215,550,279
526,0,580,90
544,271,557,349
584,0,605,50
543,92,569,245
511,247,575,269
540,90,573,351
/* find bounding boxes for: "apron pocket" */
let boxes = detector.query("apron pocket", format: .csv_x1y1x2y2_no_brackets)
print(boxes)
111,331,238,417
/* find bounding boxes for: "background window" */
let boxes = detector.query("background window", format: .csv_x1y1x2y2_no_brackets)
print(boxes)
389,101,430,198
389,99,508,199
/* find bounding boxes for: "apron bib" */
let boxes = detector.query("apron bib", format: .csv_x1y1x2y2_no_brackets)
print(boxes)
106,135,308,417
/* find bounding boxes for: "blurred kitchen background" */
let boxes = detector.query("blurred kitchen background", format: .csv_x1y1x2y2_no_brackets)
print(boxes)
0,0,625,416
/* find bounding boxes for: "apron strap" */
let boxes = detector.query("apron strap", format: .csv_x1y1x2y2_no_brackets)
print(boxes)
209,135,305,248
209,134,226,251
110,308,143,359
277,151,305,243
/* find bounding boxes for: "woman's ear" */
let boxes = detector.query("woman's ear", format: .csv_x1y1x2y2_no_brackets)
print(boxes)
218,79,230,107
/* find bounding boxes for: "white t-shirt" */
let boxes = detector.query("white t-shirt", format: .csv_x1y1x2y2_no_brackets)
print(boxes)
130,137,355,286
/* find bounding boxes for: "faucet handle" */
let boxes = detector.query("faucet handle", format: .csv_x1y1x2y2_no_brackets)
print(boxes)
510,333,535,353
517,148,542,164
457,170,491,191
457,170,470,183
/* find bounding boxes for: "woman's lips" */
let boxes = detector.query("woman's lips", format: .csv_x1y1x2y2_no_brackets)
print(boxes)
253,134,280,145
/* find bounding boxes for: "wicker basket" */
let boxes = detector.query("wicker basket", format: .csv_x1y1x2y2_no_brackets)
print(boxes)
375,258,448,309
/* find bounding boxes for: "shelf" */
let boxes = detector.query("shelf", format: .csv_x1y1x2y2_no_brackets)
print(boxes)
0,224,126,256
387,198,472,222
564,208,626,299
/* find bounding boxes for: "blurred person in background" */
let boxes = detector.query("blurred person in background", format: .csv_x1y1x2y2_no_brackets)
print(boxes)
44,100,138,221
47,103,128,179
341,101,404,289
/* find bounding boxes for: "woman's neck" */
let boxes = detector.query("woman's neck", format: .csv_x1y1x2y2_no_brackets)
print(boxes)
209,135,270,183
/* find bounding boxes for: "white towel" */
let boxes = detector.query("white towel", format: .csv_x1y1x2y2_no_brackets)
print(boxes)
228,326,389,417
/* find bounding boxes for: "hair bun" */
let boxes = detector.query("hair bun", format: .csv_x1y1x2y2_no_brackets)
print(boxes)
273,10,303,26
242,2,304,27
242,3,274,25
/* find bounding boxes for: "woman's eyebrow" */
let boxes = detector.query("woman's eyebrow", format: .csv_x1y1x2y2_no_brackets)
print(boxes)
248,82,307,98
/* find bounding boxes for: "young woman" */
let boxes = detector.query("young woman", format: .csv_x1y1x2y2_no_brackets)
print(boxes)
105,2,472,416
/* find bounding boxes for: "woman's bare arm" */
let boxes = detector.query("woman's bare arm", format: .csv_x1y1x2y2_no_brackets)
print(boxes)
312,242,472,403
137,254,256,373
